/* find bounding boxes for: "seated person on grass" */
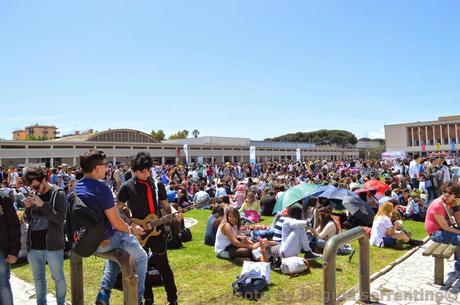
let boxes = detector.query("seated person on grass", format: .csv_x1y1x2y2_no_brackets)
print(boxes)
405,190,426,221
214,207,269,262
370,201,410,248
309,206,341,251
302,196,319,228
204,204,225,246
269,205,322,261
238,191,261,223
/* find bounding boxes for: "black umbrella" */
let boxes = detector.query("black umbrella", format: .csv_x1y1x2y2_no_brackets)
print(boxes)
317,187,361,210
341,196,375,227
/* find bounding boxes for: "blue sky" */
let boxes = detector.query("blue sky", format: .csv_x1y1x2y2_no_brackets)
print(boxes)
1,1,459,141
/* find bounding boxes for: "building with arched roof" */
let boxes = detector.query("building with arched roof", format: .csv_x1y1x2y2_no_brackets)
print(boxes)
53,129,158,143
0,129,358,167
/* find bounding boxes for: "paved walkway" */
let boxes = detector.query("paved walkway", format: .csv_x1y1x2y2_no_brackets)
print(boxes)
11,274,57,305
343,240,460,305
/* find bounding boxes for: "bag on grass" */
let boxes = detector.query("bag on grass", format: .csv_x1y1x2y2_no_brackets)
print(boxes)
241,261,271,284
244,210,260,223
181,227,192,242
337,244,354,255
231,269,268,300
280,256,309,275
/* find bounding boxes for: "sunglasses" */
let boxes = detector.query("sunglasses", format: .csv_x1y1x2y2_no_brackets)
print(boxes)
30,181,42,190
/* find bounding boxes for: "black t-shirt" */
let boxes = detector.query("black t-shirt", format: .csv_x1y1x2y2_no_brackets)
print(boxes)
117,178,167,220
117,177,168,253
206,188,215,199
260,195,276,216
30,190,53,250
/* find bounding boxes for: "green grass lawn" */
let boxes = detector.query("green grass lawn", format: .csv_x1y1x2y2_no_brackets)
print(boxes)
12,210,427,305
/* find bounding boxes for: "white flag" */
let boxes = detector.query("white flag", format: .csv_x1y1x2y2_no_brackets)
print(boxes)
183,144,189,164
250,146,256,164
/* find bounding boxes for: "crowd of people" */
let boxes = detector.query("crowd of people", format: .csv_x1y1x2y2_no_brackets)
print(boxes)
1,152,460,305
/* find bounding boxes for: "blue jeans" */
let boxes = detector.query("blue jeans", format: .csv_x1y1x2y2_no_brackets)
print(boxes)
95,231,148,305
383,237,397,247
0,251,13,305
27,249,66,305
251,228,275,242
431,231,460,271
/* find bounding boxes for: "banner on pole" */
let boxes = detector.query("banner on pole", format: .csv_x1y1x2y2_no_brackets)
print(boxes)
249,146,256,164
183,144,189,164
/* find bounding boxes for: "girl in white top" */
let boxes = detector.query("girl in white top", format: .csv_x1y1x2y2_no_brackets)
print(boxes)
370,202,410,247
214,207,268,261
310,206,340,250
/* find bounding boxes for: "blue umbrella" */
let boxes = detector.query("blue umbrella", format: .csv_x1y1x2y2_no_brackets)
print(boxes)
302,184,336,204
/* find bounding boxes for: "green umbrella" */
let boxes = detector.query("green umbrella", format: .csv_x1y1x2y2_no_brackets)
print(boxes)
272,183,319,214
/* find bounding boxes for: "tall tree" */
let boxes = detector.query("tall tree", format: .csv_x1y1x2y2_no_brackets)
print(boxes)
266,129,358,147
192,129,200,138
25,135,48,141
168,130,189,140
150,129,165,142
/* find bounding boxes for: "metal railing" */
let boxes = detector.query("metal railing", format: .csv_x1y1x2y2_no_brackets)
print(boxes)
70,249,138,305
323,226,370,305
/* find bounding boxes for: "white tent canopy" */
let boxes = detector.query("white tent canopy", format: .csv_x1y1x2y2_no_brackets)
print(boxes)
382,151,407,160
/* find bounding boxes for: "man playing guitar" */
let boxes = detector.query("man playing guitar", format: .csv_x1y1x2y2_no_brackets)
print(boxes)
117,152,180,305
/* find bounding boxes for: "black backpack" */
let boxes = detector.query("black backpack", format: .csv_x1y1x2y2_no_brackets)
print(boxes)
231,270,268,301
65,192,105,257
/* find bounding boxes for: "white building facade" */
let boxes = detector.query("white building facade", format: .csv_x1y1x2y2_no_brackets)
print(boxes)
385,115,460,156
0,130,358,167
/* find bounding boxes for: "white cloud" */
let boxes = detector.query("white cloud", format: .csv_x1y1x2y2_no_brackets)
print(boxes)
368,128,385,139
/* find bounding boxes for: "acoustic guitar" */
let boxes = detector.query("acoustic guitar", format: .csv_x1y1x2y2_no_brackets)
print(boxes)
131,203,200,247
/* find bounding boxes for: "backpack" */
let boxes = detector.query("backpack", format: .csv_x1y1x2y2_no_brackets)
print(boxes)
65,192,105,257
181,227,192,242
231,269,268,300
166,224,183,249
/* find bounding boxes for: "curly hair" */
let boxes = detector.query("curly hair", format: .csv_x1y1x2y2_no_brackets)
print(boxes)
23,167,48,185
130,151,153,172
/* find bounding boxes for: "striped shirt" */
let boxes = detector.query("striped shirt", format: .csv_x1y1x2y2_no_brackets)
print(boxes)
272,216,286,243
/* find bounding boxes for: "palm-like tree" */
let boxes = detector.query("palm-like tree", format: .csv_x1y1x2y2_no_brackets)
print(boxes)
192,129,200,138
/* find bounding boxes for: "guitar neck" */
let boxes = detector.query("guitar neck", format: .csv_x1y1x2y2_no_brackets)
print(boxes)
154,205,195,226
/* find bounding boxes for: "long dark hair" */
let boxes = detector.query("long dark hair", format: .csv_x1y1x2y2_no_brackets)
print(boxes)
225,207,241,231
317,206,340,234
212,204,226,228
302,196,318,220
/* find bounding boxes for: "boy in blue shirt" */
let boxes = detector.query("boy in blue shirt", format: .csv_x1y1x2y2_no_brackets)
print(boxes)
75,149,147,305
